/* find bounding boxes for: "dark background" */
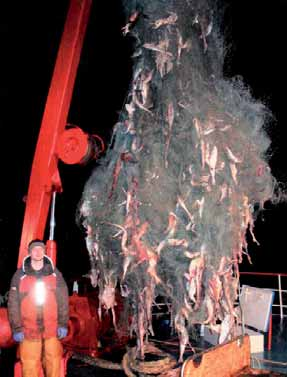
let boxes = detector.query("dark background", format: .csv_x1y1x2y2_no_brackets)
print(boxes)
0,0,287,294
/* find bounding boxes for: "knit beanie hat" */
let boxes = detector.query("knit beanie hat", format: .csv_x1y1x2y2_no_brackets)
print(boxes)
28,240,46,253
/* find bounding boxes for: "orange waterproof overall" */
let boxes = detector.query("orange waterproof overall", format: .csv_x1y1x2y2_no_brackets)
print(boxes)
19,273,63,377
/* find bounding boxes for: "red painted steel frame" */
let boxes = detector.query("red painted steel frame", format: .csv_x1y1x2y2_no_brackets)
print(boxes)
17,0,92,267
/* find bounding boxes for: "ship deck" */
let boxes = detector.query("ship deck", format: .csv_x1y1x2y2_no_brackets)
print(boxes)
65,316,287,376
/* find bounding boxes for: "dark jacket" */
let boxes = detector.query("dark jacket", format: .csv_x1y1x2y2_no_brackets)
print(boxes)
8,255,69,339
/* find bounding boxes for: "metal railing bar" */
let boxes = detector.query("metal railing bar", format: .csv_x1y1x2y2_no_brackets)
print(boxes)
278,275,283,320
240,272,287,277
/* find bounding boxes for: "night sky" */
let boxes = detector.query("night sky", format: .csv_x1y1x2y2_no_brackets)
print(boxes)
0,0,287,293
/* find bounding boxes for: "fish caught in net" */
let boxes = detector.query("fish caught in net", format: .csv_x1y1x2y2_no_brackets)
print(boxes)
78,0,278,363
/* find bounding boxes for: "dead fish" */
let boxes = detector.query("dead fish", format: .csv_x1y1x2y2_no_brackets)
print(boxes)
206,145,218,185
229,163,238,184
177,29,191,63
204,295,215,324
174,313,189,363
167,238,189,248
219,183,228,202
125,102,135,118
195,197,205,218
165,212,178,238
193,118,201,139
219,314,233,344
121,11,139,35
177,196,194,223
225,146,242,164
152,12,178,29
143,42,173,56
166,102,175,129
184,272,197,303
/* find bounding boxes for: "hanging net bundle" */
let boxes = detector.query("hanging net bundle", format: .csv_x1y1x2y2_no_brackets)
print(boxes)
78,0,276,362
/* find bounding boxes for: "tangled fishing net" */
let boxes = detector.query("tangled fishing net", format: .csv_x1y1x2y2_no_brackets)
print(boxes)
78,0,277,362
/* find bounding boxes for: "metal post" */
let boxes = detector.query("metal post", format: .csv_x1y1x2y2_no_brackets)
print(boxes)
268,311,272,351
278,274,283,321
49,191,57,241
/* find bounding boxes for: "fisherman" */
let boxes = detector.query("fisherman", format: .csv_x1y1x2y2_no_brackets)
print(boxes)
7,239,69,377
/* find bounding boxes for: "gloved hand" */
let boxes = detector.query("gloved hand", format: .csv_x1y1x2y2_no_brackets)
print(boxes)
13,332,24,343
57,327,68,339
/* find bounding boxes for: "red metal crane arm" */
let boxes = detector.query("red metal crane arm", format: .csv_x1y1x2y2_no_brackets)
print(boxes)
18,0,92,267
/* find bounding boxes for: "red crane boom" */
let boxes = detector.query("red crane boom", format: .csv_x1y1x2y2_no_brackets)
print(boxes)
18,0,92,267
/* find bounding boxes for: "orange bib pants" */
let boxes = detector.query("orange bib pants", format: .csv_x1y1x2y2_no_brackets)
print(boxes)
19,337,63,377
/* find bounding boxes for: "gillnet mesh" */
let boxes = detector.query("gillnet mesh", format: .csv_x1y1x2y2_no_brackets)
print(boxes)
78,0,276,361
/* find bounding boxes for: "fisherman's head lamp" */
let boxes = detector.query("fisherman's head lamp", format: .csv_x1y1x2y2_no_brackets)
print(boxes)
34,280,46,306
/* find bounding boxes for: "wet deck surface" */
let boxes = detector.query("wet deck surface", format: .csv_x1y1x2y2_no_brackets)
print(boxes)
250,317,287,375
